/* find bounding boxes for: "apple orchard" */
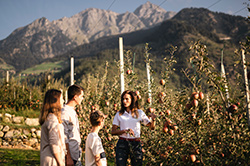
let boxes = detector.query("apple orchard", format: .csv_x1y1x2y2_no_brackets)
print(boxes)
1,40,250,165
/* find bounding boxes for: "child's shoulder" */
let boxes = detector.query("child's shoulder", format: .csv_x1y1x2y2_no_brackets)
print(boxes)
87,132,98,138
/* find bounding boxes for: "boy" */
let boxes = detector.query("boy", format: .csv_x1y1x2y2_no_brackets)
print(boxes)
85,110,107,166
61,84,84,166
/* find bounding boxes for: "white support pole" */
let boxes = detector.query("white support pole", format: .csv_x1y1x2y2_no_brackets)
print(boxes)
6,70,9,86
221,49,230,106
119,37,125,94
146,63,152,101
242,50,250,127
70,56,74,86
206,94,210,116
65,90,68,104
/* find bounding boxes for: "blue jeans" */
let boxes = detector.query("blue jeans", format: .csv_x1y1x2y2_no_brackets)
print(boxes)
115,139,143,166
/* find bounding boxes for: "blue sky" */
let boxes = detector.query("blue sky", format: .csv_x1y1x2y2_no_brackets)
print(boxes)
0,0,249,40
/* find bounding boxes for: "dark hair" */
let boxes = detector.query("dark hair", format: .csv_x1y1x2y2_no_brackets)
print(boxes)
90,110,104,126
39,89,62,125
67,84,84,101
119,90,139,118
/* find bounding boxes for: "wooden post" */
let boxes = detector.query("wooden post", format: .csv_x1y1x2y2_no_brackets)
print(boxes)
70,56,74,86
242,50,250,126
119,37,125,94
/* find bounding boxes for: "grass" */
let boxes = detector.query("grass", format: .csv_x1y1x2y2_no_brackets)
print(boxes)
0,148,115,166
0,108,40,118
21,61,64,74
0,148,40,166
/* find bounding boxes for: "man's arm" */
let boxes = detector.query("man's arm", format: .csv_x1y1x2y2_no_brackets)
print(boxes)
65,143,74,166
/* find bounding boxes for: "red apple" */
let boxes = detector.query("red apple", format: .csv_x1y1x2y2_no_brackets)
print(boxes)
191,99,198,107
137,95,141,100
166,109,171,116
199,92,204,100
190,154,196,162
126,69,132,75
105,101,109,106
160,79,165,85
178,138,185,144
146,107,154,114
159,92,166,97
147,98,152,104
197,119,202,125
229,104,238,113
172,125,178,131
191,92,199,99
164,119,172,127
162,126,168,133
167,146,172,150
191,113,196,119
91,105,96,110
168,129,174,136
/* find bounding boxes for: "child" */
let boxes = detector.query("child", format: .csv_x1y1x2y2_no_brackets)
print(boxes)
85,110,107,166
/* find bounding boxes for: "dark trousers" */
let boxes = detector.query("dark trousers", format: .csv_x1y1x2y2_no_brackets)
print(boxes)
115,139,143,166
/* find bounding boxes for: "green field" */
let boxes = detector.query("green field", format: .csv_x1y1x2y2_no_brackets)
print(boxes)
0,148,115,165
0,148,40,166
0,63,15,70
21,61,65,74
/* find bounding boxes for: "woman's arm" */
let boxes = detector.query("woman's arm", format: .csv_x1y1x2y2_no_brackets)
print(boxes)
111,125,134,136
146,113,156,130
111,125,126,135
54,152,64,166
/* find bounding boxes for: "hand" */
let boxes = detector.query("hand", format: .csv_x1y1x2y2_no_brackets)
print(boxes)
66,156,74,166
149,113,157,121
125,129,134,137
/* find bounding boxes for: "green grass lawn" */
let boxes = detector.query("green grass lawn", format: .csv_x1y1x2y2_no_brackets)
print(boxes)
0,148,40,166
21,61,64,74
0,148,115,165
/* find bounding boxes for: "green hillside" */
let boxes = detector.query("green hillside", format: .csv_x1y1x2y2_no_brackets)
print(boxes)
21,61,65,75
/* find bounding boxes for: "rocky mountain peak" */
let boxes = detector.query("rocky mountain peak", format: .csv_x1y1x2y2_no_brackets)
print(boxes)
134,1,166,18
0,1,176,71
30,17,50,28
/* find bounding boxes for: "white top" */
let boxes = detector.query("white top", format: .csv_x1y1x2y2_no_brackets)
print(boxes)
61,104,81,161
85,132,107,166
112,109,150,138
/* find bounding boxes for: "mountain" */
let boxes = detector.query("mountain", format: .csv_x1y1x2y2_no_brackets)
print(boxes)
0,1,175,72
50,8,250,88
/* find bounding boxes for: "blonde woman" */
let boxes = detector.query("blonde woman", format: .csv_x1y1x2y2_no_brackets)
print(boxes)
39,89,66,166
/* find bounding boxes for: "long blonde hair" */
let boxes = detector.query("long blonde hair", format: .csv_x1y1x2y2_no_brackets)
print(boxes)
39,89,62,125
